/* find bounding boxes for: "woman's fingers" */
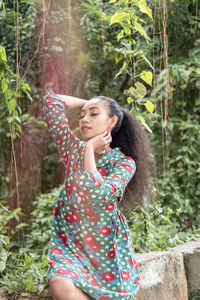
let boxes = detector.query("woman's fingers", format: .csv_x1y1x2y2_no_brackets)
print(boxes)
104,133,112,143
89,131,112,155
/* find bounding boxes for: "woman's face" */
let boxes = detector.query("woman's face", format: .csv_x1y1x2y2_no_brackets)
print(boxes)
79,99,114,141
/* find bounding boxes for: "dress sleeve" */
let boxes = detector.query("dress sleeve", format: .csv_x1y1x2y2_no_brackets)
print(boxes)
76,156,136,203
43,90,82,164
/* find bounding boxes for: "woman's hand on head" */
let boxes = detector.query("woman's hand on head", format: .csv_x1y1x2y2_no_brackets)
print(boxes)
86,131,112,155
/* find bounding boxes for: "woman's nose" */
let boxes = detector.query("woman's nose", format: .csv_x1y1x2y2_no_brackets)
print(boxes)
81,115,88,122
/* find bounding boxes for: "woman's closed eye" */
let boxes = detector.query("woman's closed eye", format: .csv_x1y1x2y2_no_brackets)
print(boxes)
80,113,98,119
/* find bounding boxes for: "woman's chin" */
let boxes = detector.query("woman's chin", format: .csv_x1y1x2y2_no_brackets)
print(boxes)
81,130,105,141
81,132,95,141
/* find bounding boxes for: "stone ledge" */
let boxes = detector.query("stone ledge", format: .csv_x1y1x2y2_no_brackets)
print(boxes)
135,238,200,300
170,238,200,300
135,251,188,300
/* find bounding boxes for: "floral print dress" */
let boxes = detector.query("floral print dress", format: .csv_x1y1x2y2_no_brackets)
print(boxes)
43,90,140,300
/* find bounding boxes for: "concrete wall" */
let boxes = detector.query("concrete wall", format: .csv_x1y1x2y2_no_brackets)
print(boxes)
136,238,200,300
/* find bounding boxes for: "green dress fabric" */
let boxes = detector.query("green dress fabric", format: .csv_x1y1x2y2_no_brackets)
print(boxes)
43,90,140,300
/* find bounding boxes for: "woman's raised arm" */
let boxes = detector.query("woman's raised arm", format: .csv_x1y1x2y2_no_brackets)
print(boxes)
56,94,87,109
43,90,87,166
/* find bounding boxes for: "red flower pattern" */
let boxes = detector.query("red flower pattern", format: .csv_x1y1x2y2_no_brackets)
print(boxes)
53,207,58,216
115,226,119,234
58,232,67,239
51,247,62,254
118,289,128,293
59,121,68,129
120,271,130,281
105,203,115,211
107,249,115,259
84,234,94,244
48,260,56,267
90,241,101,251
65,213,74,223
67,269,79,280
100,226,111,235
90,258,99,268
60,258,73,264
56,136,62,146
74,240,84,251
73,251,83,258
91,276,102,288
88,214,99,221
134,277,140,285
81,269,90,280
102,272,115,281
66,182,74,194
56,268,68,275
72,211,80,222
65,160,70,177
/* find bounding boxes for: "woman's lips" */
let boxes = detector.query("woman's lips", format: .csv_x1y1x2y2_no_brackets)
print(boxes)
81,126,91,132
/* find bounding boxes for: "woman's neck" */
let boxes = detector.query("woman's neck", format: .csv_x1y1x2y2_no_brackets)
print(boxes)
95,146,112,162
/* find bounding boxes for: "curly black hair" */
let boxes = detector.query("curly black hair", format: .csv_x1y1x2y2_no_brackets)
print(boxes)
92,96,158,216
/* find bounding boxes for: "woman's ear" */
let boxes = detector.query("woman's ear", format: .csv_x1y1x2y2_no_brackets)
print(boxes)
108,115,118,131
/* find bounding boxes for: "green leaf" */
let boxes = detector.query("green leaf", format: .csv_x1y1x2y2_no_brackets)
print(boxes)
0,45,7,62
0,0,6,14
134,21,150,43
21,81,31,92
117,30,124,41
129,82,147,98
145,100,154,113
4,61,12,73
137,0,153,20
140,71,153,86
114,61,128,79
4,89,12,102
0,235,9,248
0,260,6,272
0,63,3,78
136,115,152,133
1,79,8,93
0,247,8,262
127,97,133,104
141,52,154,70
110,12,129,26
7,99,16,114
109,0,116,2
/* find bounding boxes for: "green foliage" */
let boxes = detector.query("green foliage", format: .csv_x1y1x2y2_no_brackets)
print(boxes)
129,203,200,253
0,0,37,69
0,44,32,137
23,186,61,255
0,204,21,272
154,114,200,228
108,0,154,117
0,187,60,294
78,0,155,134
0,252,48,294
0,0,36,199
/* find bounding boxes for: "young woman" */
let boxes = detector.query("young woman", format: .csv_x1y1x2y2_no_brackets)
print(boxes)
43,90,156,300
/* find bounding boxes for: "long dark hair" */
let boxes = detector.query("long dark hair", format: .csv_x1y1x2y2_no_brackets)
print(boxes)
92,96,157,216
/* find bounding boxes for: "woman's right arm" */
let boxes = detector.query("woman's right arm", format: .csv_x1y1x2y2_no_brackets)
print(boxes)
56,94,87,109
43,90,87,164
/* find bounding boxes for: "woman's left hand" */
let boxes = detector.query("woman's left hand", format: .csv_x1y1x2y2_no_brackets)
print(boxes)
86,131,112,155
